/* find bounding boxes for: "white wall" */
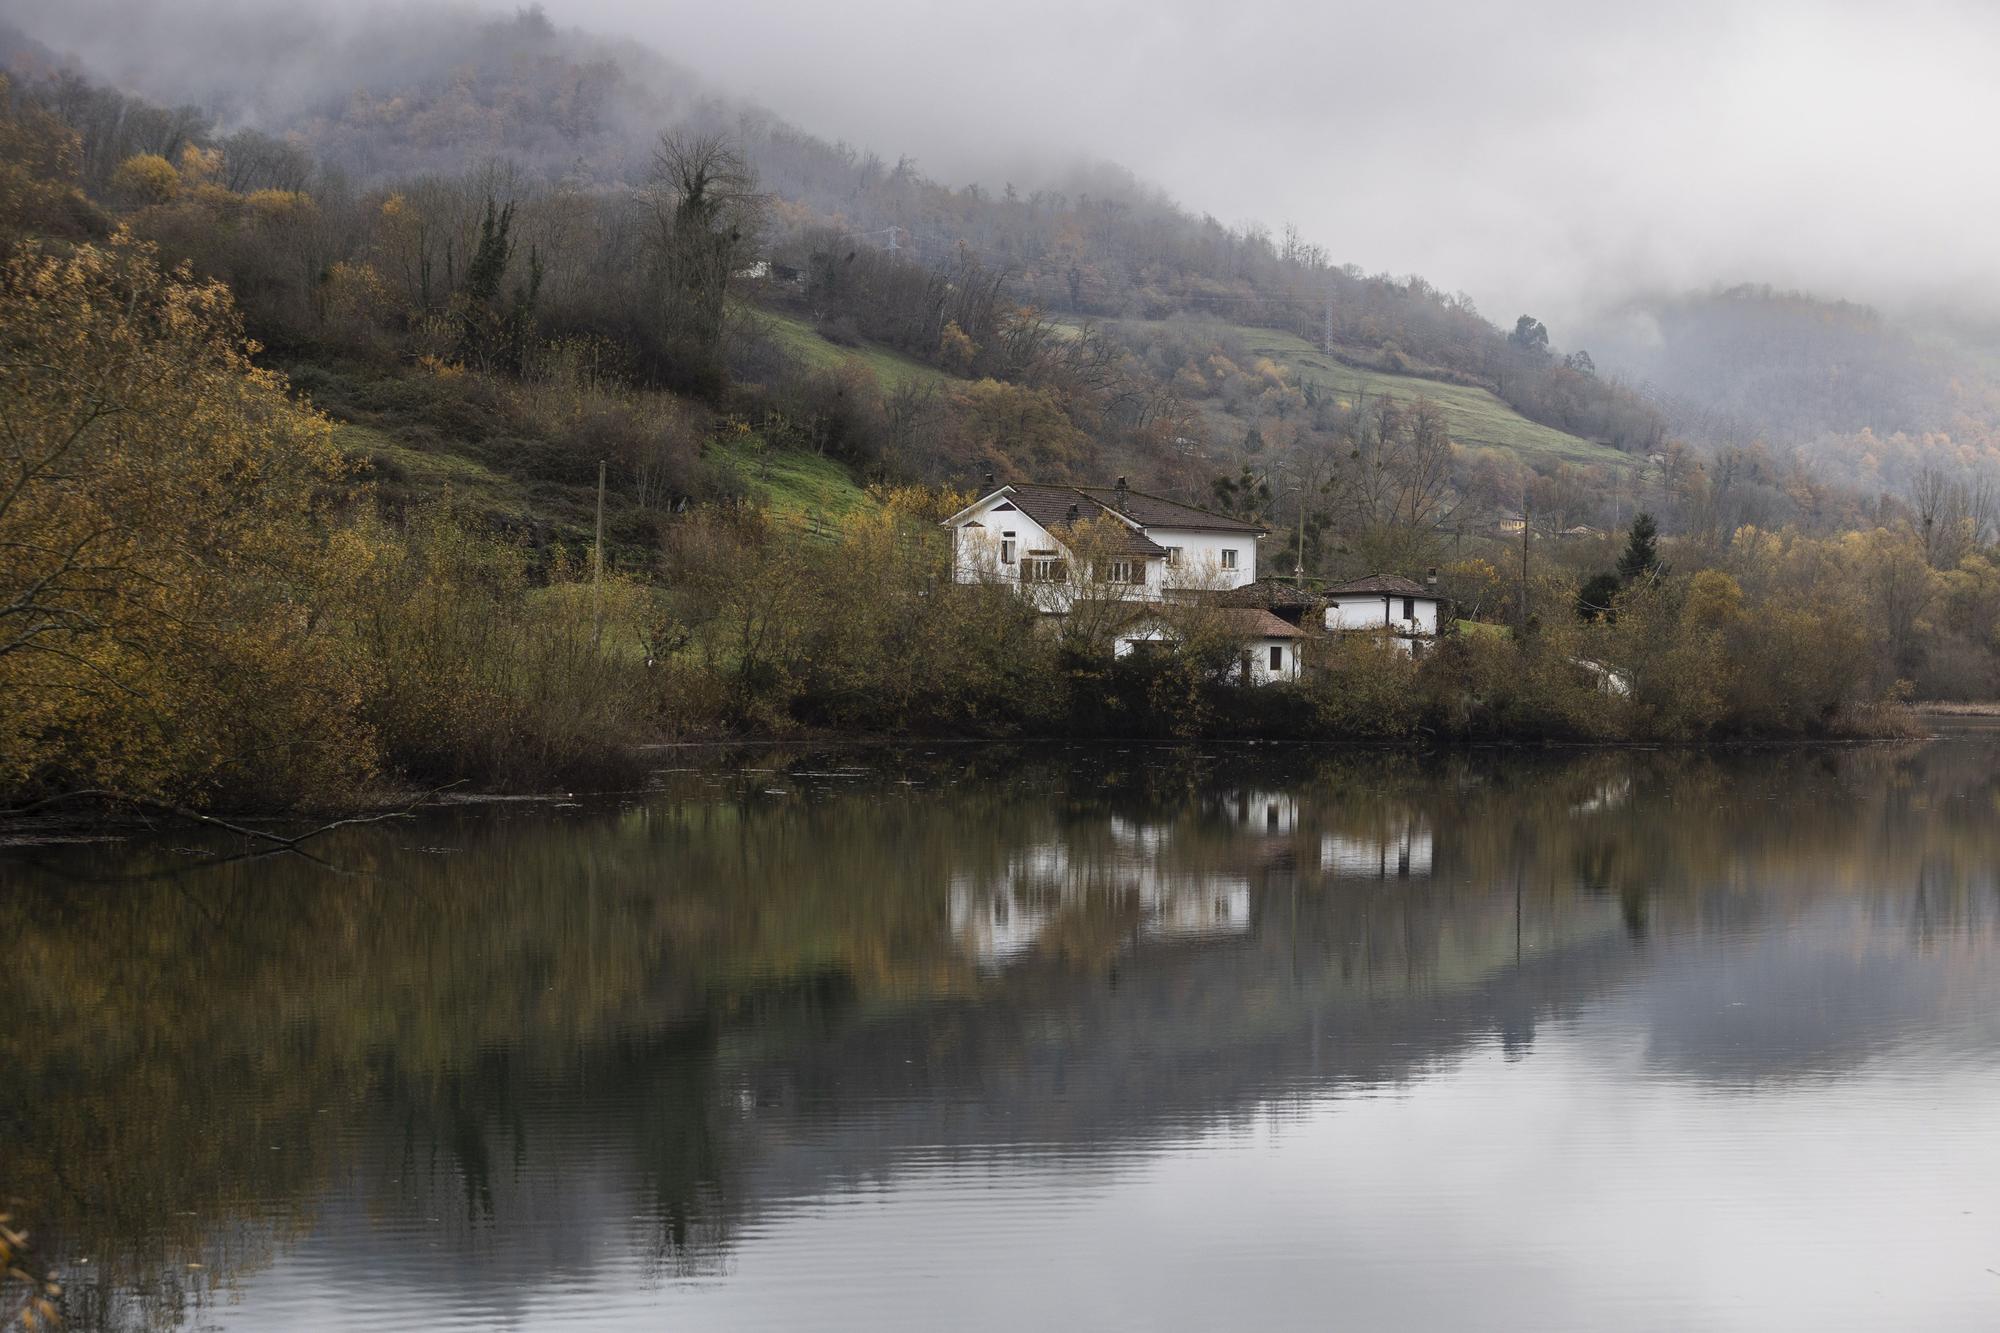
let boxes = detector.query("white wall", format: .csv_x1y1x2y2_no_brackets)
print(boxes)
1146,527,1257,591
1114,624,1174,655
1244,637,1302,684
951,498,1063,587
1115,622,1299,684
1326,594,1439,635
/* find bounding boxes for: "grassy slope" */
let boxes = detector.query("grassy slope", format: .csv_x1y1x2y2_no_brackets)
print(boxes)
756,310,953,393
306,336,876,545
1119,319,1636,471
333,420,546,523
342,414,873,531
706,434,874,525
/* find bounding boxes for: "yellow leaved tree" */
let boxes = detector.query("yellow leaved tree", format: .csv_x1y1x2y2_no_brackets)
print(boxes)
0,232,374,807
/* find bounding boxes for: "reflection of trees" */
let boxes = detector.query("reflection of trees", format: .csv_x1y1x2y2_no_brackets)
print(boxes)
5,737,2000,1326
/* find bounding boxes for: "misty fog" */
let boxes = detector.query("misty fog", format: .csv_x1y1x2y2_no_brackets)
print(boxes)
10,0,2000,334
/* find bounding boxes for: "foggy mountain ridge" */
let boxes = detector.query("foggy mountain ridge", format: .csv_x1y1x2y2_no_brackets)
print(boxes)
0,1,1173,210
1577,285,1970,448
9,0,2000,467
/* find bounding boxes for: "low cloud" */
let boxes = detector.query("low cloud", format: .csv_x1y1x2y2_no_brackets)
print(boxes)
15,0,2000,334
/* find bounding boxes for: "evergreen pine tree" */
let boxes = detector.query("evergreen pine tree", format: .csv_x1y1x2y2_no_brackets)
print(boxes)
1618,512,1660,582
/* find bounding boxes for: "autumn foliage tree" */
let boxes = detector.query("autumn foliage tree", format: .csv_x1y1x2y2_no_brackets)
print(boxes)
0,234,373,804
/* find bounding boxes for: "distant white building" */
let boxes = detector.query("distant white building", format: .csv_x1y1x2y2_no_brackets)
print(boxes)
1324,574,1443,654
943,478,1267,605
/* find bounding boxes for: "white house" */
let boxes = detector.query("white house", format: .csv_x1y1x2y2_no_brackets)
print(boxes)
944,478,1267,606
1324,574,1443,654
1115,607,1308,684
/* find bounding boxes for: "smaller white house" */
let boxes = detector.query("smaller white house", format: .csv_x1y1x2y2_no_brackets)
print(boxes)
1324,574,1443,655
1116,607,1308,684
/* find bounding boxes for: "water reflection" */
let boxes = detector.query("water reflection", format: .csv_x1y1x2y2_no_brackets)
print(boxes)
5,739,2000,1329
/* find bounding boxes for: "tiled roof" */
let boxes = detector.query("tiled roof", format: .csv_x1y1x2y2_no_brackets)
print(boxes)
1071,486,1266,534
1218,608,1311,639
954,482,1263,554
1215,579,1324,610
1325,574,1432,598
1119,605,1311,639
1002,485,1168,556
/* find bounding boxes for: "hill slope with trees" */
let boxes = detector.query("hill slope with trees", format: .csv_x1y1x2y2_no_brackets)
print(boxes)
5,4,1996,814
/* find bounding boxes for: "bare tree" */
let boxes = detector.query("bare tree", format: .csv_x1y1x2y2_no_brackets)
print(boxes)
1909,462,1989,569
644,132,763,398
1328,394,1463,571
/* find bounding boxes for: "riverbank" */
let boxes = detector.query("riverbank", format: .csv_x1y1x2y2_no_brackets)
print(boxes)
1,705,1931,843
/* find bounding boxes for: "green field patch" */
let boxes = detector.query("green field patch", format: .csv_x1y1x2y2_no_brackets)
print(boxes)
1120,319,1636,471
706,433,876,529
755,310,953,394
332,420,543,524
1455,618,1511,640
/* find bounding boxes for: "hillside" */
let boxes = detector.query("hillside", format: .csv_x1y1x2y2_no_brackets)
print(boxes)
0,5,1665,471
754,309,952,395
1117,320,1639,472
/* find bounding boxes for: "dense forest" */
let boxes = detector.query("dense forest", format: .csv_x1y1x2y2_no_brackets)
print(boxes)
6,2,2000,812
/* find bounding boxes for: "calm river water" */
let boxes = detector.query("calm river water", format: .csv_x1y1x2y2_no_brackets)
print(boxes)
6,737,2000,1330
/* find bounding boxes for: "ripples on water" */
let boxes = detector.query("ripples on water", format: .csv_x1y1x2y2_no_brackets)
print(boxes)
5,740,2000,1330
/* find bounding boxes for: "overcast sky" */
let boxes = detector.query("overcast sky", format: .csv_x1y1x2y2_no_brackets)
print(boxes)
15,0,2000,333
535,0,2000,332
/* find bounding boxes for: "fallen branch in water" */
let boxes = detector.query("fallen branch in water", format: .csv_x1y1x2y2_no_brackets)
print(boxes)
0,781,468,848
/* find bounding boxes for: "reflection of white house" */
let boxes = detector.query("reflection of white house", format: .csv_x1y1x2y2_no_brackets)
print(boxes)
1109,814,1170,858
949,869,1057,964
1223,790,1299,835
1571,775,1633,815
1321,820,1434,878
947,836,1256,967
1146,882,1251,939
1115,608,1308,684
943,479,1266,605
1324,574,1443,655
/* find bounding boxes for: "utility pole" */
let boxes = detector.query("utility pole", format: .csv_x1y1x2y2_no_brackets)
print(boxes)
593,458,606,645
1519,492,1531,632
1296,495,1307,590
1322,292,1334,356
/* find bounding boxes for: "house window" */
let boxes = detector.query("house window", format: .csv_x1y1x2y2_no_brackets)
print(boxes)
1403,597,1416,620
1108,559,1143,584
1220,549,1238,570
1165,546,1183,567
1000,532,1017,565
1023,551,1066,583
1269,644,1284,671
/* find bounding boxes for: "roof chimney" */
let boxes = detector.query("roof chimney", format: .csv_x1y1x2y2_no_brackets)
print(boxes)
1067,502,1080,523
1114,475,1129,510
984,471,995,491
1426,566,1438,589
